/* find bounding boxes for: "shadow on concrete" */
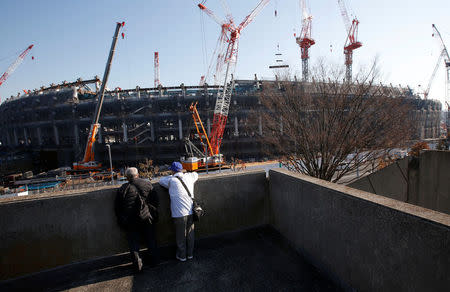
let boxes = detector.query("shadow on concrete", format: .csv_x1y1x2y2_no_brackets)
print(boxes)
1,226,344,291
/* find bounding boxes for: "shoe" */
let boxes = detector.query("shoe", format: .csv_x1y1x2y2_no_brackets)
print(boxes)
176,255,186,262
134,258,143,273
132,252,143,273
187,255,193,260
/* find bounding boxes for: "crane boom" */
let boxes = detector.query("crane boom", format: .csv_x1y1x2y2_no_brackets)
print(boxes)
0,44,33,103
424,50,446,99
337,0,350,33
432,24,450,60
73,22,124,171
432,24,450,102
198,3,226,27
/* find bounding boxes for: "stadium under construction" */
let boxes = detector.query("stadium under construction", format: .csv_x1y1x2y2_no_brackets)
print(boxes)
0,76,443,175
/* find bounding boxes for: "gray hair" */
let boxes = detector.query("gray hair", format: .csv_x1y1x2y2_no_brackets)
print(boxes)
125,167,139,180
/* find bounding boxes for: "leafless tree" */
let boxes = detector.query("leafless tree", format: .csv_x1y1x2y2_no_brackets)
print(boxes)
256,61,413,183
138,158,160,179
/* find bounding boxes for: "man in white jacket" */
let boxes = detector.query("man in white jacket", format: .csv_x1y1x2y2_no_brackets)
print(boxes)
159,161,199,261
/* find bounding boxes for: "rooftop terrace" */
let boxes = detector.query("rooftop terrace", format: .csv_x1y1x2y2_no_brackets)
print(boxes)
1,169,449,291
1,226,341,291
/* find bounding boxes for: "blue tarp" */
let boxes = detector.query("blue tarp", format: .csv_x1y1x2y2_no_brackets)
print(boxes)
27,182,61,190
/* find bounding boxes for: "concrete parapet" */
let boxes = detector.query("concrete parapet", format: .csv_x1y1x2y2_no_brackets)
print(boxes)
350,150,450,215
269,169,450,292
349,158,408,202
0,170,268,280
1,167,449,291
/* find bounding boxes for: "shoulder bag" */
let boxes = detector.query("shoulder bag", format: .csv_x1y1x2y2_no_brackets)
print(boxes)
175,176,204,222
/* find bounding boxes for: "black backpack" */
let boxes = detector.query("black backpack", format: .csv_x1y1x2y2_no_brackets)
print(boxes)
133,183,159,224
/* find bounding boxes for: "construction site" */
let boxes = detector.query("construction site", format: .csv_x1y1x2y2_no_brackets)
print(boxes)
1,1,450,291
0,0,448,184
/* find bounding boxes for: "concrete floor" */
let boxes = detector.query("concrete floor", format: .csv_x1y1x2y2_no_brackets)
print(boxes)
2,226,343,292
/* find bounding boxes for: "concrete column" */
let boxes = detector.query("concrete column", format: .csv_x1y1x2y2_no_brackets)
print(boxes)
178,118,183,140
136,86,140,99
74,124,79,146
98,125,102,144
181,83,186,98
53,125,59,146
151,122,155,142
36,127,42,146
207,118,211,136
13,128,18,146
72,86,78,100
122,122,128,142
258,116,262,136
23,128,29,145
234,116,239,136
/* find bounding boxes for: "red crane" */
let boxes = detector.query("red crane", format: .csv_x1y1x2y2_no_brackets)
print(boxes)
0,44,34,103
337,0,361,82
295,0,315,81
182,1,269,171
198,0,270,156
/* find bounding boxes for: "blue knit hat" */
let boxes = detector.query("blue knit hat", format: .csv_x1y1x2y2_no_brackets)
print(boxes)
169,161,183,172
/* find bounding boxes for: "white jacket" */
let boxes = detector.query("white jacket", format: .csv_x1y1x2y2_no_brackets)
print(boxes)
159,172,199,218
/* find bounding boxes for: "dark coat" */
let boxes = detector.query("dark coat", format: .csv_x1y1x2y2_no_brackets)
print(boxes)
115,177,159,230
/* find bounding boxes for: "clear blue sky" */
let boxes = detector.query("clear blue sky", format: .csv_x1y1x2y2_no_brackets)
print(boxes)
1,0,449,106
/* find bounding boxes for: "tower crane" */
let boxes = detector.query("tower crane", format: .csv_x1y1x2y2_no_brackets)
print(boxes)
295,0,315,81
337,0,361,82
73,22,124,171
182,0,269,171
431,24,450,102
0,45,34,103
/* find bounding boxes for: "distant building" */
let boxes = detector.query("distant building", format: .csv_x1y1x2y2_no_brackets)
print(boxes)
0,78,442,174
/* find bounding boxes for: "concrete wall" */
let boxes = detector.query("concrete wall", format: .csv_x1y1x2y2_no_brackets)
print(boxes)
0,170,268,280
269,169,450,292
416,150,450,213
349,150,450,215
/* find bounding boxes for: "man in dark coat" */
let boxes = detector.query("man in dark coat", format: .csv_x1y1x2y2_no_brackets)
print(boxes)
115,167,159,272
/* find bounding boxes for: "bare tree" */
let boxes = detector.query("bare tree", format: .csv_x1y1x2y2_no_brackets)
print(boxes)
138,158,160,179
256,61,413,183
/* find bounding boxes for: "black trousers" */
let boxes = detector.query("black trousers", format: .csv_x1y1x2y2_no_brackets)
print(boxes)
126,221,159,265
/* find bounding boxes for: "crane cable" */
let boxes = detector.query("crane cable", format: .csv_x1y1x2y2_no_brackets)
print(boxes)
193,0,209,82
200,4,208,75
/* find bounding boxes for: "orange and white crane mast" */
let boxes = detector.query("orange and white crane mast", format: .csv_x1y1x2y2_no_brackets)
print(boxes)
295,0,315,81
198,0,270,158
154,52,160,87
432,24,450,102
337,0,361,82
0,44,34,103
73,22,124,171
